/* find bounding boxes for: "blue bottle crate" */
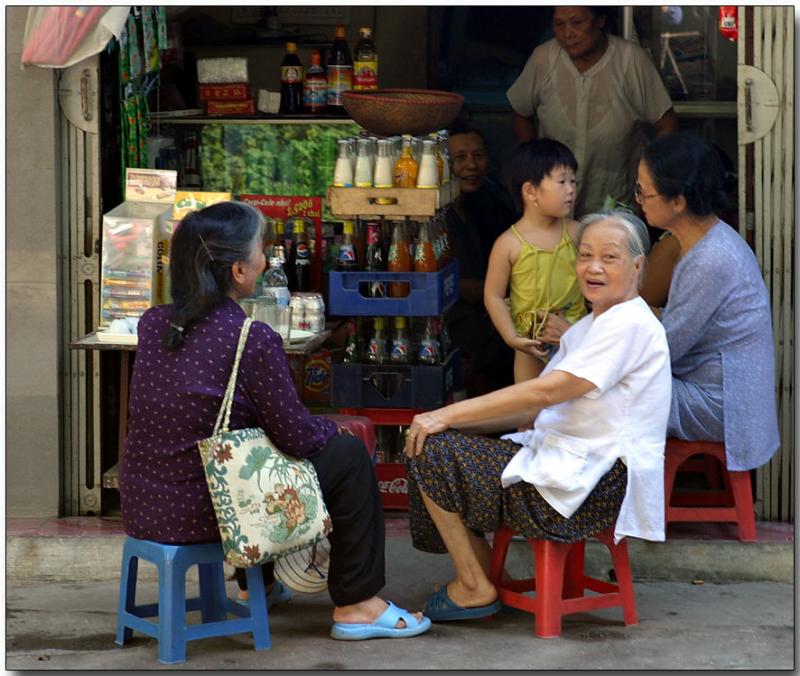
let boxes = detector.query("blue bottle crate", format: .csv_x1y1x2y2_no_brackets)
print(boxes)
328,260,459,317
331,349,461,409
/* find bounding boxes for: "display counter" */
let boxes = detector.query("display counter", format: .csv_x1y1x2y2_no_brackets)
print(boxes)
69,326,334,490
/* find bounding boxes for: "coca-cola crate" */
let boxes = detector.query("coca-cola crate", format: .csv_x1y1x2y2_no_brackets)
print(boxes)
328,259,458,316
327,181,459,218
376,463,408,510
331,349,461,409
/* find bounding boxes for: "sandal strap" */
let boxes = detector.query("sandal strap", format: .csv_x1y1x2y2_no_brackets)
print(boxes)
377,601,415,630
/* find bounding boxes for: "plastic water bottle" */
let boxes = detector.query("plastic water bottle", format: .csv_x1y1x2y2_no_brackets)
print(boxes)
263,257,291,306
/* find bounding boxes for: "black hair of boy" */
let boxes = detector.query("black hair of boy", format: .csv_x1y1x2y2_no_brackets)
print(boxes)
506,138,578,214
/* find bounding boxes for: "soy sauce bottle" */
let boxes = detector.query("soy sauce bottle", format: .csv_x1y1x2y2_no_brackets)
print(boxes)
279,42,304,114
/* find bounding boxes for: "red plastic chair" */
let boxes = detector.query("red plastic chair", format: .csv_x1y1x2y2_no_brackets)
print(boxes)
489,525,638,638
664,439,757,542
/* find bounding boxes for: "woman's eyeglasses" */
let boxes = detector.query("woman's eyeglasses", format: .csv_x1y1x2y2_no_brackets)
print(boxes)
634,183,659,203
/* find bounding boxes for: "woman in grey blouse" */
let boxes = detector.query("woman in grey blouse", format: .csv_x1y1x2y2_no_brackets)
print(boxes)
636,132,779,471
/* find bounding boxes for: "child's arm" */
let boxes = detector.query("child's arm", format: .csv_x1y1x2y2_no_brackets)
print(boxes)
484,233,542,356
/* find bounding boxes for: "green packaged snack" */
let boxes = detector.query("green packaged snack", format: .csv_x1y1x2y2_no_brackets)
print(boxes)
157,7,168,51
127,13,142,81
142,6,159,74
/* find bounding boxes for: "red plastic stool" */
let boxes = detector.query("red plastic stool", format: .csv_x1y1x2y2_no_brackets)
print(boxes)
489,525,638,638
664,439,757,542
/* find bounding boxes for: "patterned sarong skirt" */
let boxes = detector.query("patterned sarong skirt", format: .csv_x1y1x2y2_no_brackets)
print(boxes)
405,430,627,554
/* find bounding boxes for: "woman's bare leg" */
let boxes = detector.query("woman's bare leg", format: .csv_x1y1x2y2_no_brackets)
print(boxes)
420,490,497,608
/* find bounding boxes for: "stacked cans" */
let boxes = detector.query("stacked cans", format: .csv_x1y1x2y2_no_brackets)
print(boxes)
290,292,326,333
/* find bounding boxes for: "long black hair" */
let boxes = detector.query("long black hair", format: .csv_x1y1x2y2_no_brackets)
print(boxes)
641,132,728,217
506,138,578,213
164,201,264,350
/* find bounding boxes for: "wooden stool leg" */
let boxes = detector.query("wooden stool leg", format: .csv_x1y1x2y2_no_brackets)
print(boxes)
729,470,757,542
532,539,571,638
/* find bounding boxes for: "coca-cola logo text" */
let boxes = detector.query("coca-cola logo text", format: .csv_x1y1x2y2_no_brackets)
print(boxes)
378,477,408,494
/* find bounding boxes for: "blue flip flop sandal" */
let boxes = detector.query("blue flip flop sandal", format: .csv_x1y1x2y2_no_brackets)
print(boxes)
267,580,293,609
423,585,501,622
237,580,293,609
330,601,432,640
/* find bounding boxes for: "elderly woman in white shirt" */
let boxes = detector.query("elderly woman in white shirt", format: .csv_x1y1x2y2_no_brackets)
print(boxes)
404,209,671,622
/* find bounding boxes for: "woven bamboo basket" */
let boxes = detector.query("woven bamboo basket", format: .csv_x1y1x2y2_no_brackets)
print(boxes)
341,89,465,137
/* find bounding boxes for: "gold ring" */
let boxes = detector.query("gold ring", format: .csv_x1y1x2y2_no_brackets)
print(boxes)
406,431,417,439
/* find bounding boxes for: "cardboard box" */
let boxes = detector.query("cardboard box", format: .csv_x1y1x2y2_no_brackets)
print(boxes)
206,99,256,116
172,191,233,221
199,83,249,101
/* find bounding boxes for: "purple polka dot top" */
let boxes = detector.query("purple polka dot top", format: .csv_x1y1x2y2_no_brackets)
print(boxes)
119,297,338,544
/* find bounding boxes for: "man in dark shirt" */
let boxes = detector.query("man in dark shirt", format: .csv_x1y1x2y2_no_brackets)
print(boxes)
445,121,516,396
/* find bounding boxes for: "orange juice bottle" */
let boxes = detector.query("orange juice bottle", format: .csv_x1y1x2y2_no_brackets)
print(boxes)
414,221,437,272
393,135,418,188
388,221,412,297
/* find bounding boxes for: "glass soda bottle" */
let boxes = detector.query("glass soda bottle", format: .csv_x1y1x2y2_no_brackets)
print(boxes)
354,138,373,188
336,220,359,271
279,42,304,114
418,317,441,365
393,135,418,188
416,139,439,189
353,26,379,90
366,317,388,363
288,218,311,291
327,24,353,109
388,221,412,297
303,49,327,113
373,139,394,188
414,220,437,272
333,139,354,187
343,317,359,363
364,222,385,297
262,257,291,306
390,316,411,363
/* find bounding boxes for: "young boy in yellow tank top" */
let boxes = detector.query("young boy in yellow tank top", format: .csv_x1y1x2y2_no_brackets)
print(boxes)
485,139,587,382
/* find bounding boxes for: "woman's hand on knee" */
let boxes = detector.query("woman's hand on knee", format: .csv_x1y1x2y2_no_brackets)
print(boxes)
405,411,449,458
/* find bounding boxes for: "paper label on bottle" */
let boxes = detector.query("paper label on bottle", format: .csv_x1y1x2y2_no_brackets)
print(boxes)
327,65,353,105
391,339,409,360
281,65,304,83
304,78,327,108
295,242,310,261
337,245,356,263
353,60,378,90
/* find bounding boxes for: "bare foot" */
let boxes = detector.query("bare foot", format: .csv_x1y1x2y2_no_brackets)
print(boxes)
333,596,425,629
441,579,497,609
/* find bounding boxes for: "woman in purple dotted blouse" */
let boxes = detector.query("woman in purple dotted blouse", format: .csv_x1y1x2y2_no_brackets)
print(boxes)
120,202,430,641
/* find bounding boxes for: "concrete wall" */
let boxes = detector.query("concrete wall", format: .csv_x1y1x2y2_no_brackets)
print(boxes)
6,6,61,516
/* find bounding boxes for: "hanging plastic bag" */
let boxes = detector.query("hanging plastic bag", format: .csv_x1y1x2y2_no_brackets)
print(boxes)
21,6,129,69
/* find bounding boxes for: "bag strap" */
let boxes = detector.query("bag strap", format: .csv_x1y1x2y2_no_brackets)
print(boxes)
212,317,253,436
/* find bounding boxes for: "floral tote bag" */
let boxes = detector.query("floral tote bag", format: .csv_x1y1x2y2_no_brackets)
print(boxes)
198,318,332,568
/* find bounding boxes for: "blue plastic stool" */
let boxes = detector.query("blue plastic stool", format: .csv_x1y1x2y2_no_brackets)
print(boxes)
115,537,271,664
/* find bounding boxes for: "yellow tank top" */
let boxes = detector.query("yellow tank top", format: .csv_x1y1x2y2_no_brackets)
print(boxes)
508,219,587,338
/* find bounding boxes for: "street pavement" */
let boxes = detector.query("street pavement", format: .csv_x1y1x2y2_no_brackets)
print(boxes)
5,536,794,671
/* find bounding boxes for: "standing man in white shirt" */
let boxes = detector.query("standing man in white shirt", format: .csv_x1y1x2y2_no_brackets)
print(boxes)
507,6,678,216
